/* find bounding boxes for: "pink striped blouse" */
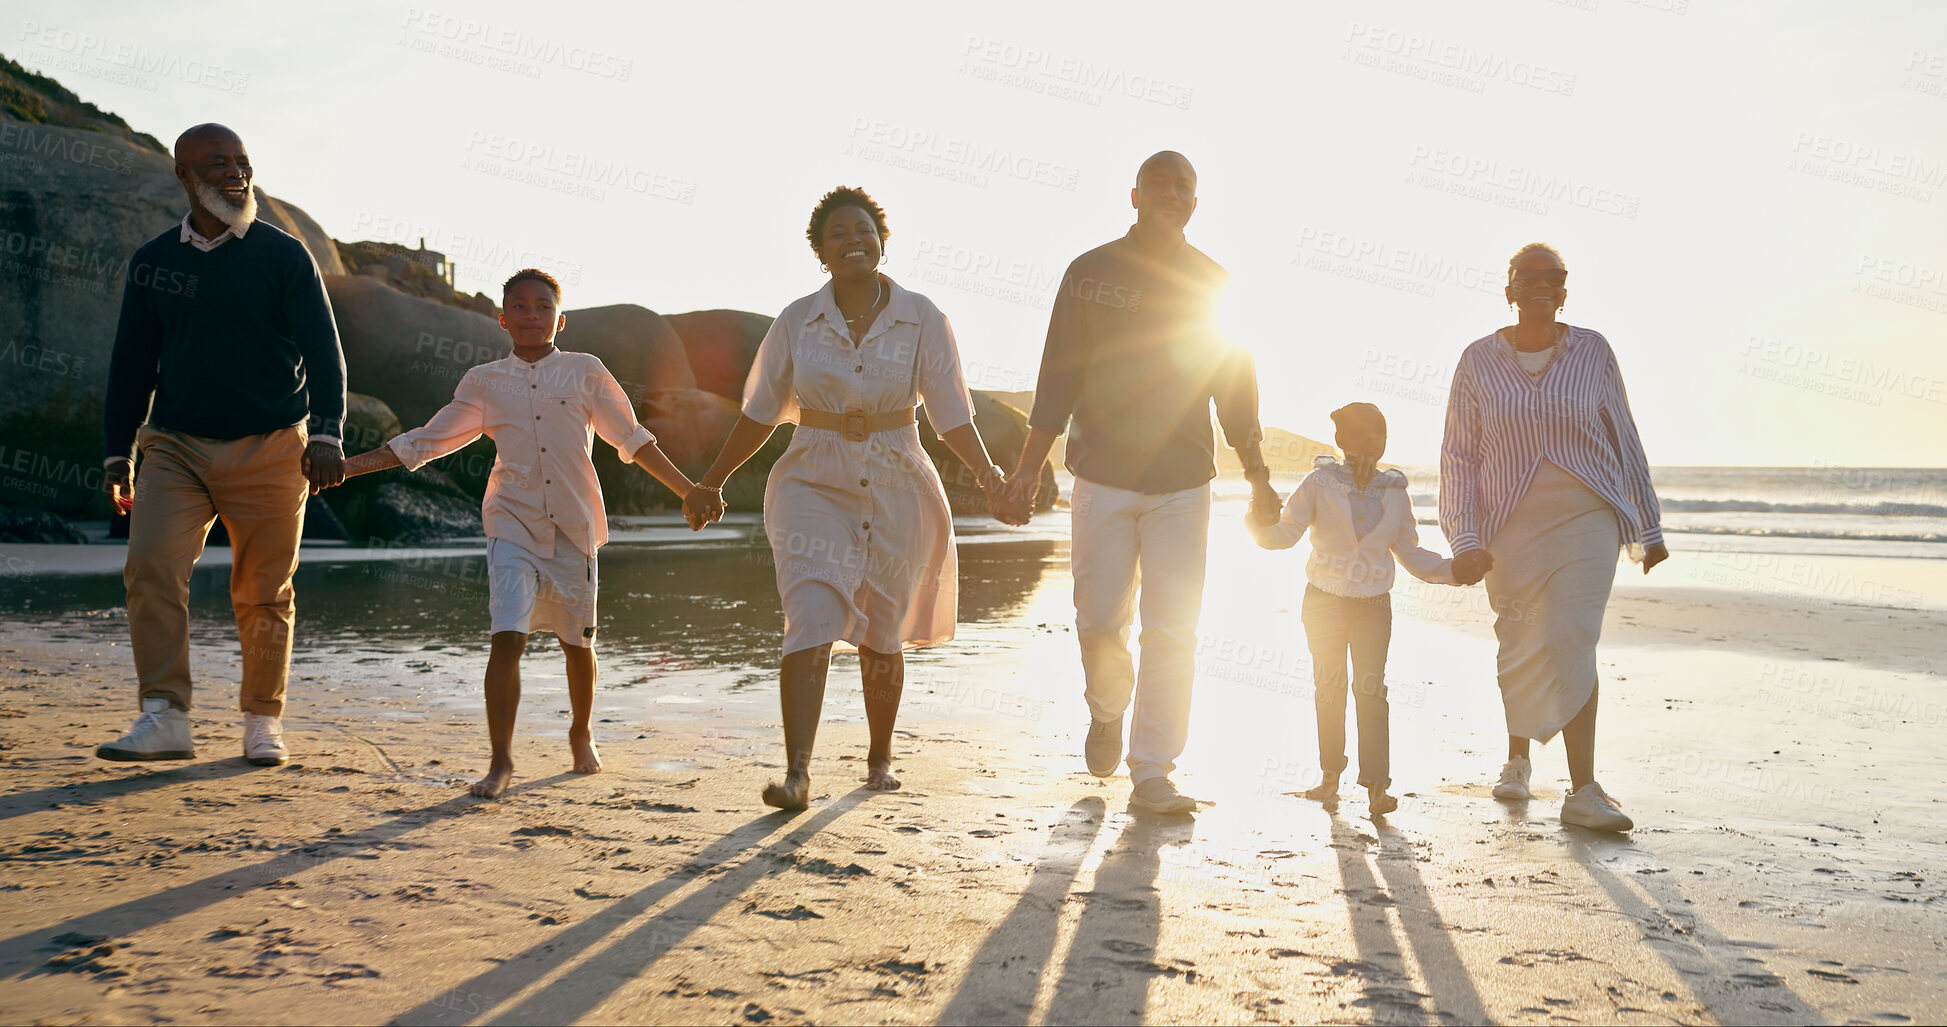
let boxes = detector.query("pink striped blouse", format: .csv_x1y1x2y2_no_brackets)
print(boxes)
1439,326,1662,557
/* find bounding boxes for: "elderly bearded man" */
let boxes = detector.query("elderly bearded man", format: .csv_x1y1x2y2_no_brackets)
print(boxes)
97,123,347,766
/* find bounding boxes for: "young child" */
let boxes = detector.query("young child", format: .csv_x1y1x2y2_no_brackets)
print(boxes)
1249,402,1457,815
342,268,695,798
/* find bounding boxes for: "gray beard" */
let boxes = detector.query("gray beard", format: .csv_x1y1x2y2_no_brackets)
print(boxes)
192,179,259,232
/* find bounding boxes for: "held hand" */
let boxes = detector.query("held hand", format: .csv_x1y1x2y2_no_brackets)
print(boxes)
302,441,345,494
1247,480,1282,528
1006,472,1042,510
983,471,1032,526
1452,548,1494,586
1642,543,1669,575
682,485,725,531
989,474,1032,526
978,466,1027,526
104,458,134,515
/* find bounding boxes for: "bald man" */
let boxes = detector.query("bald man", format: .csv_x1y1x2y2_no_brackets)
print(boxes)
1006,151,1280,814
97,123,347,766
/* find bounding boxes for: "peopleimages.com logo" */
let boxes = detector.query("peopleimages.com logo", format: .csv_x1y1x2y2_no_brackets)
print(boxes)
846,119,1080,191
959,36,1194,110
399,9,632,80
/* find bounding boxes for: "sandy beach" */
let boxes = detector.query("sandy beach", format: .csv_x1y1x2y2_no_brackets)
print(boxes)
2,507,1943,1025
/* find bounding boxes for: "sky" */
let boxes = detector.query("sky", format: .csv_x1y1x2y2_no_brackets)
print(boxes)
11,0,1947,466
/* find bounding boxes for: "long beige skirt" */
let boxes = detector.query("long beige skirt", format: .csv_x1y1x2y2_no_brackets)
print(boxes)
1482,461,1621,742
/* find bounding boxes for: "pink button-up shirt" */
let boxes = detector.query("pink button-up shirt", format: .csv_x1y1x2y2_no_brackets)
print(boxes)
387,349,654,558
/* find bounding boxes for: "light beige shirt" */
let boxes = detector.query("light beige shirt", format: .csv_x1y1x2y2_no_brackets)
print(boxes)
388,349,654,558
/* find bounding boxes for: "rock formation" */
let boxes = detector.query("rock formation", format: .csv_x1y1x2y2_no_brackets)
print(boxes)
0,65,1066,539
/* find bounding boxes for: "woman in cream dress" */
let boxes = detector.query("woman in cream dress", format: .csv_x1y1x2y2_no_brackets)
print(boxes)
685,187,1021,809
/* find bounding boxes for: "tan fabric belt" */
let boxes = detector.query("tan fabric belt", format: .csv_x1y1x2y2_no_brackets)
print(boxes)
798,407,916,442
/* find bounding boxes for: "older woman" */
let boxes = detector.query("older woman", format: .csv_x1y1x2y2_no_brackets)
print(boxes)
1439,242,1667,833
684,186,1020,810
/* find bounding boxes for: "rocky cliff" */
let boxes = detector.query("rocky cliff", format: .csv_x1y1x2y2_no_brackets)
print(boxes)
0,64,1058,540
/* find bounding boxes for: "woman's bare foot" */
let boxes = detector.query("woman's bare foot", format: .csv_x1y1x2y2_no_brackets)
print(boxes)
470,759,514,798
761,771,810,810
1368,788,1398,816
1302,778,1339,803
863,760,901,792
569,731,602,775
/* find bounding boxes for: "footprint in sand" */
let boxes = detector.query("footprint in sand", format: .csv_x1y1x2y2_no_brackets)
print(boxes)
872,958,931,975
784,855,872,878
631,801,700,813
745,901,824,920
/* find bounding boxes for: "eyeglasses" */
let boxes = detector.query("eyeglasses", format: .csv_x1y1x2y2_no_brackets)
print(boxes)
1511,269,1567,286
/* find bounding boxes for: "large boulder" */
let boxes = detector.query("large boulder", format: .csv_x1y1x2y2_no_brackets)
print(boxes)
333,481,482,545
642,387,742,472
665,309,771,403
919,391,1058,516
0,121,344,517
338,391,404,455
636,386,793,512
324,274,508,430
558,304,695,404
253,188,345,275
0,504,86,543
319,392,483,543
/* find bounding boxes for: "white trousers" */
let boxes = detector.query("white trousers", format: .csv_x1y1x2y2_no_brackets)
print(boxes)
1069,476,1211,784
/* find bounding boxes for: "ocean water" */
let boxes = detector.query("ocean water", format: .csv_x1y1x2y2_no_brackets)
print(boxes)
1206,465,1947,557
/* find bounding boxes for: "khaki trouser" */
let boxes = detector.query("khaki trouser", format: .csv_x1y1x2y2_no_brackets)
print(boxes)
125,425,308,716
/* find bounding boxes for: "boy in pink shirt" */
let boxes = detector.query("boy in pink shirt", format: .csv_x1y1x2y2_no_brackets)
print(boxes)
343,269,694,797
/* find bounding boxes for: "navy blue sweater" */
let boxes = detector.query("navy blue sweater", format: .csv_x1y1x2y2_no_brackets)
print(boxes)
103,220,347,460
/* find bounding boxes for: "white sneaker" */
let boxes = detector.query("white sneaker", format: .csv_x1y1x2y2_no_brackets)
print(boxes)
1561,781,1633,832
1492,756,1532,800
97,698,195,761
242,713,289,766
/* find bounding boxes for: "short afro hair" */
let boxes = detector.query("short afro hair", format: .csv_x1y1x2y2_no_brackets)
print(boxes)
806,186,889,256
503,267,562,302
1506,242,1565,284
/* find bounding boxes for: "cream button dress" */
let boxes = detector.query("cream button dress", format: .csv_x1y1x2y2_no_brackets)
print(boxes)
741,277,976,656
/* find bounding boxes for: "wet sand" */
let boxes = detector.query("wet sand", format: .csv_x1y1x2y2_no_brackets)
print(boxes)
1,512,1942,1024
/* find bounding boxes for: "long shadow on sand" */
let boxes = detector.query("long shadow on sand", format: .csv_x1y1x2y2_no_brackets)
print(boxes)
1039,809,1194,1027
391,790,867,1025
0,757,264,822
1369,819,1490,1023
1327,815,1491,1023
0,778,556,978
936,797,1107,1025
1565,832,1830,1025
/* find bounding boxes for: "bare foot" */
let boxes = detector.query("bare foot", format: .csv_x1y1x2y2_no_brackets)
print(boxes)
863,761,901,792
470,759,514,799
1302,779,1339,803
1368,789,1398,816
761,771,810,810
570,731,602,775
